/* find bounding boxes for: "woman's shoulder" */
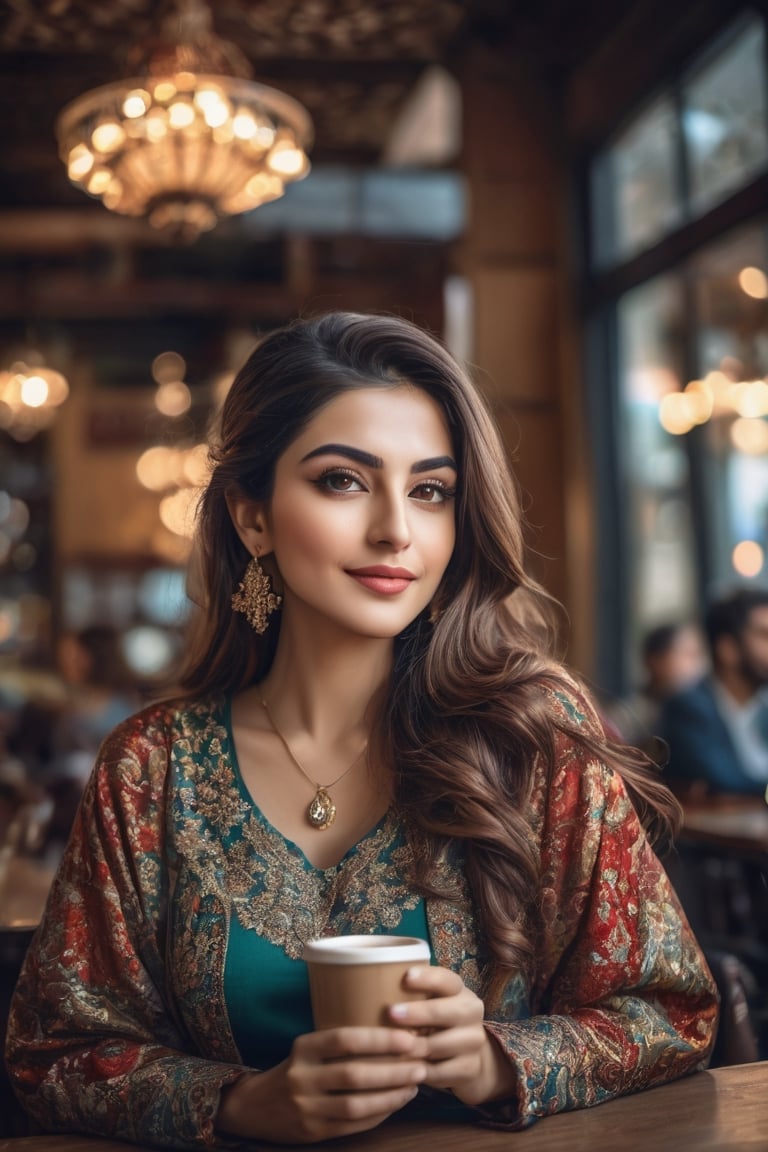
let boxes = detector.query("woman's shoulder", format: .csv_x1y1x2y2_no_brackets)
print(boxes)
537,667,606,740
78,694,228,822
96,693,227,769
525,669,627,816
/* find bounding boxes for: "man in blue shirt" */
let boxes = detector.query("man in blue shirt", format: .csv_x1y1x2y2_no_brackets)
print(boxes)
660,587,768,796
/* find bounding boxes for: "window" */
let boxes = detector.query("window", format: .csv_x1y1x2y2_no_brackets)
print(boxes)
688,223,768,583
592,98,681,267
683,20,768,216
586,12,768,692
617,274,698,664
591,16,768,269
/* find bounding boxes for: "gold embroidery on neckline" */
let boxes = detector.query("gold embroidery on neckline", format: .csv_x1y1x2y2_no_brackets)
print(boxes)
176,722,421,959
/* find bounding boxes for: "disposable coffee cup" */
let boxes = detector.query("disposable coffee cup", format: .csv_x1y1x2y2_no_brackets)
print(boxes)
303,934,431,1029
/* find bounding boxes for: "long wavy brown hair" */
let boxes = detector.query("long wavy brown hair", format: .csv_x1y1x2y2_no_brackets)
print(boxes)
179,311,680,1005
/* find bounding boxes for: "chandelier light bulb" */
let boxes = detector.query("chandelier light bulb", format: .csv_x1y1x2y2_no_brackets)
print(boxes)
55,0,313,240
123,90,150,118
232,110,257,140
87,169,113,196
91,120,126,153
167,100,195,130
266,138,310,179
153,80,178,103
67,143,95,180
145,107,169,141
194,85,223,112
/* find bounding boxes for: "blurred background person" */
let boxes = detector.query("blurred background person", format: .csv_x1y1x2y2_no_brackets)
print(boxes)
605,621,707,755
53,626,139,780
42,625,139,859
660,588,768,796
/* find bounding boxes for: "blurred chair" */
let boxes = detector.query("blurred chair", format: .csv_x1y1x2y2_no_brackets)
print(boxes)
705,949,760,1066
667,839,768,1061
0,926,34,1137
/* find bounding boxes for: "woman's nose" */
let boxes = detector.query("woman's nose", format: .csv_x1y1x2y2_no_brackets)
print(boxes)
368,492,411,549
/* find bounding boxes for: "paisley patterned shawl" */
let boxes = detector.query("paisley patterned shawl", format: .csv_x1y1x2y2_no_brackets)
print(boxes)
5,688,718,1148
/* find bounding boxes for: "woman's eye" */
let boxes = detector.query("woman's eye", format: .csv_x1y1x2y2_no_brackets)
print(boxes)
316,470,364,493
410,482,454,504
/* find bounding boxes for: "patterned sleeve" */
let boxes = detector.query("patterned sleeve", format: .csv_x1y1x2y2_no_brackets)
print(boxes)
5,709,247,1150
481,689,719,1128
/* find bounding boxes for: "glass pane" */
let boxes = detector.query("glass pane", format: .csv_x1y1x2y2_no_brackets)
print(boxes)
592,97,682,268
683,17,768,216
617,274,698,680
688,220,768,583
250,167,466,239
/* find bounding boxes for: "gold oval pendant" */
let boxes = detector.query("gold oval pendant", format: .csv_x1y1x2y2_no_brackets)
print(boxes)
308,789,336,830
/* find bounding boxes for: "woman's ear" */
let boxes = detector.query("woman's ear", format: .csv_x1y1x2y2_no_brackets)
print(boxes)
225,493,273,557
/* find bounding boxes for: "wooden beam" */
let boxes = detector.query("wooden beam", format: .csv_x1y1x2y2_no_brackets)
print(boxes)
0,210,177,251
0,270,443,320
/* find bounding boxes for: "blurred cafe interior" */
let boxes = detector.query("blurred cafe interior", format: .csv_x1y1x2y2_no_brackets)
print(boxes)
1,0,768,1107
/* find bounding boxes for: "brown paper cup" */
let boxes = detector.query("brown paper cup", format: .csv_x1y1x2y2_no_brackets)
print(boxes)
303,934,431,1029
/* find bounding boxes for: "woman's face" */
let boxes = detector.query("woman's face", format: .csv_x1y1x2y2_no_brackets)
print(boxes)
256,384,457,641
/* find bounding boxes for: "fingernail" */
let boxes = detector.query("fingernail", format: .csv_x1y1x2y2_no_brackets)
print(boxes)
390,1003,409,1020
406,966,422,981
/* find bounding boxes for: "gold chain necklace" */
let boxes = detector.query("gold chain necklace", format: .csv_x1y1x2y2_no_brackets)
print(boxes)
261,699,368,830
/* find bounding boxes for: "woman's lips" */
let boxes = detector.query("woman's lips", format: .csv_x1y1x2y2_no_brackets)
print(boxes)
346,566,416,595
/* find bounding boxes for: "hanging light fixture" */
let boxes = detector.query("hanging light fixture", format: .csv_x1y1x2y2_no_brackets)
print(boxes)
0,350,70,442
55,0,313,240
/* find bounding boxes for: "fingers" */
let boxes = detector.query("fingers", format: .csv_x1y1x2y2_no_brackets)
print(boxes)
290,1027,427,1097
284,1032,427,1140
386,966,492,1098
294,1025,422,1061
394,1022,486,1090
297,1052,426,1097
411,1023,485,1064
389,967,484,1033
216,1053,422,1144
309,1082,422,1123
403,964,466,997
218,1036,430,1142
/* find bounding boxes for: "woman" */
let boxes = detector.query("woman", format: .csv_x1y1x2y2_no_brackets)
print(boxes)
6,312,717,1148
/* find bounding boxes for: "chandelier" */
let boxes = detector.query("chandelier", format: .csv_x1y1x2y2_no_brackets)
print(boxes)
55,0,313,239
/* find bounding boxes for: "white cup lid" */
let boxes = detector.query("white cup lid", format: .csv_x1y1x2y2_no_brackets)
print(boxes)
303,934,431,965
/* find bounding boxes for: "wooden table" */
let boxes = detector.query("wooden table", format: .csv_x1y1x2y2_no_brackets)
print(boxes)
1,1063,766,1152
680,794,768,859
0,855,55,930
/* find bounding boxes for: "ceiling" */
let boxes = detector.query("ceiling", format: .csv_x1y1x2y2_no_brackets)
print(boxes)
0,0,648,365
0,0,638,215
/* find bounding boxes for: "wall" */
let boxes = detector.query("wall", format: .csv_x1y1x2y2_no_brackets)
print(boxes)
458,41,595,674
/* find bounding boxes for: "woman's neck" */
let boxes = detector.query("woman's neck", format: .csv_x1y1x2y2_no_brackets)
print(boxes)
253,616,394,743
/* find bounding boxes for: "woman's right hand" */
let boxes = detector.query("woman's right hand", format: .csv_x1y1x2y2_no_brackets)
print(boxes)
215,1026,427,1144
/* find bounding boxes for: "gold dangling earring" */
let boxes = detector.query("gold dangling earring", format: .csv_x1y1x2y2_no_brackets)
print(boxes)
231,554,282,634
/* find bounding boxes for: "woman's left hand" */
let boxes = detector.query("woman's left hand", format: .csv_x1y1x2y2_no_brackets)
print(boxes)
388,965,515,1107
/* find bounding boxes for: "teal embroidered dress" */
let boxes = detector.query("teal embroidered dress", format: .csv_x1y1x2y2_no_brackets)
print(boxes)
220,696,431,1066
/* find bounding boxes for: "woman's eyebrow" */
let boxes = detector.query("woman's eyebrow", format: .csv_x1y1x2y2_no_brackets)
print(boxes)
300,443,381,467
411,455,457,474
300,443,457,474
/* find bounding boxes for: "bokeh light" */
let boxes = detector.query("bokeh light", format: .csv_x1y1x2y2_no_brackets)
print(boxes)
738,266,768,299
732,540,764,578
